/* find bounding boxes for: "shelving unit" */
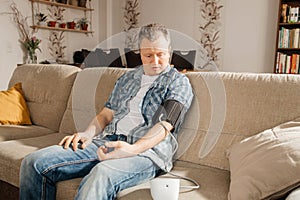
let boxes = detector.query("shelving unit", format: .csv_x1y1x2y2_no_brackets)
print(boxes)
274,0,300,74
29,0,94,34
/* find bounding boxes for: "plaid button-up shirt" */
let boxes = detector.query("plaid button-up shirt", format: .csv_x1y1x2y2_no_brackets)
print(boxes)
103,65,193,171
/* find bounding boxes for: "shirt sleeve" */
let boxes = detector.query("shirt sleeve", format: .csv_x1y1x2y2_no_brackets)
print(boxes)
165,73,194,111
104,74,125,111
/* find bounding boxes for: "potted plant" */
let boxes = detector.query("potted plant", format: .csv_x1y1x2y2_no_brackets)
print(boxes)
77,17,89,31
36,12,47,26
59,22,66,28
67,21,76,29
48,21,57,27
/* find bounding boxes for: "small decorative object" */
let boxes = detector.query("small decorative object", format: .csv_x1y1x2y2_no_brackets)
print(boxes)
55,0,67,3
77,17,89,30
36,12,47,26
23,36,42,64
48,21,57,27
67,21,76,29
78,0,87,7
69,0,78,6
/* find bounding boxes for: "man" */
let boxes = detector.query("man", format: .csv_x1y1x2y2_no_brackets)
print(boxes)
20,23,193,200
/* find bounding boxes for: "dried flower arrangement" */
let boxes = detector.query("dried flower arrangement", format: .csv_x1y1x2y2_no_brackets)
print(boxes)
10,3,42,63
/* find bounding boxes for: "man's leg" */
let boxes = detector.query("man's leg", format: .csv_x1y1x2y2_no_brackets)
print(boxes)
75,156,161,200
19,143,99,200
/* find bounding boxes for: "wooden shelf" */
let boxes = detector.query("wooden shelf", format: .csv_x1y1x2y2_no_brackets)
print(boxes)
29,0,94,11
31,25,93,34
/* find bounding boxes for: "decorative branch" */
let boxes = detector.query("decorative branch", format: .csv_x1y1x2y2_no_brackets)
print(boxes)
123,0,140,49
10,2,32,43
49,31,67,63
198,0,223,64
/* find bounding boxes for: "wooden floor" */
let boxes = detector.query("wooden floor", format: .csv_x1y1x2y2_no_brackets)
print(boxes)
0,180,19,200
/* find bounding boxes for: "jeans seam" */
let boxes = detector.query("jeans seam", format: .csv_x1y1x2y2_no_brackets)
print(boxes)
42,177,46,200
41,158,98,175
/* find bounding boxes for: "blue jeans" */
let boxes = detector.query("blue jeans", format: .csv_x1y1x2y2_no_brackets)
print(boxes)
19,135,161,200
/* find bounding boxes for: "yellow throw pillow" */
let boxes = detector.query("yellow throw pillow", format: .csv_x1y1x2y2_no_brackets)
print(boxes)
0,83,32,125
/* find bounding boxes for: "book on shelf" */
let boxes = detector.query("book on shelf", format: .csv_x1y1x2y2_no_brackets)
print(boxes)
276,52,300,74
278,27,300,48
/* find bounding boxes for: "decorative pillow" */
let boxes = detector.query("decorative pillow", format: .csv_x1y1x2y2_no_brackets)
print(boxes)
227,117,300,200
0,83,32,125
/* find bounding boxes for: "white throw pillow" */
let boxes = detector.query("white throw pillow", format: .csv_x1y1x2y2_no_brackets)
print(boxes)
227,117,300,200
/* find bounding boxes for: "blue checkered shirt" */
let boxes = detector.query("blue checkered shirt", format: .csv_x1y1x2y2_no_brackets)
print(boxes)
103,65,193,171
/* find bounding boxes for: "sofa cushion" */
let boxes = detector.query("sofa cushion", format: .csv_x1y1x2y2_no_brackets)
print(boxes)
56,161,230,200
0,133,67,187
8,64,81,131
227,117,300,200
0,83,31,125
179,72,300,170
0,125,54,142
59,67,128,134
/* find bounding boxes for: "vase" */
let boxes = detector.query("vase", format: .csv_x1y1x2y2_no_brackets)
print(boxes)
28,49,37,64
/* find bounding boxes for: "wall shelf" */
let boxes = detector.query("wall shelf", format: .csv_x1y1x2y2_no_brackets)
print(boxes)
31,25,94,34
29,0,94,11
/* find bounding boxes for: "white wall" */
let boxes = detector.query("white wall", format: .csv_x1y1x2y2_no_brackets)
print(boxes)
222,0,278,73
0,0,104,90
0,0,280,90
112,0,279,73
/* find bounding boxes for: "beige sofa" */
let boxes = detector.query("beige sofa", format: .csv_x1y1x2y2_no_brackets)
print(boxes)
0,64,300,200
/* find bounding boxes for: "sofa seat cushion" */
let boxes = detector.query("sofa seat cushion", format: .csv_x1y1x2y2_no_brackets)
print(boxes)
0,125,54,142
55,161,230,200
0,133,67,187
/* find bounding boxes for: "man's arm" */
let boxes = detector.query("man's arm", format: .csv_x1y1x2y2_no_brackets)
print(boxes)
59,107,114,151
97,121,173,160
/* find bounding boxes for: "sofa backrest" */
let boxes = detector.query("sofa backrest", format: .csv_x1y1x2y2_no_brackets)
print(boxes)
9,64,81,132
59,68,300,170
59,67,128,134
177,72,300,170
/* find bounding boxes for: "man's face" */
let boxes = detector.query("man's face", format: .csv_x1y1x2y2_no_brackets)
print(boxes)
139,35,171,76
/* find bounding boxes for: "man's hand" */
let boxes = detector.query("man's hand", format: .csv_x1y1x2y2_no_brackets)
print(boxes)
97,141,137,160
58,132,93,151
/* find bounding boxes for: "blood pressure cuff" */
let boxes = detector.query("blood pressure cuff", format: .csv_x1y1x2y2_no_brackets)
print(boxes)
152,99,185,129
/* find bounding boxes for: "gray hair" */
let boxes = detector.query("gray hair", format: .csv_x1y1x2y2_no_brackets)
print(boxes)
138,23,171,49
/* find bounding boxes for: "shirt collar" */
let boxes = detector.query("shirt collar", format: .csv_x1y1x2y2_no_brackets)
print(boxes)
133,65,172,79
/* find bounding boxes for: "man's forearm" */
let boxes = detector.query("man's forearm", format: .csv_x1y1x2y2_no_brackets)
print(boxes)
132,121,173,154
83,107,114,138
